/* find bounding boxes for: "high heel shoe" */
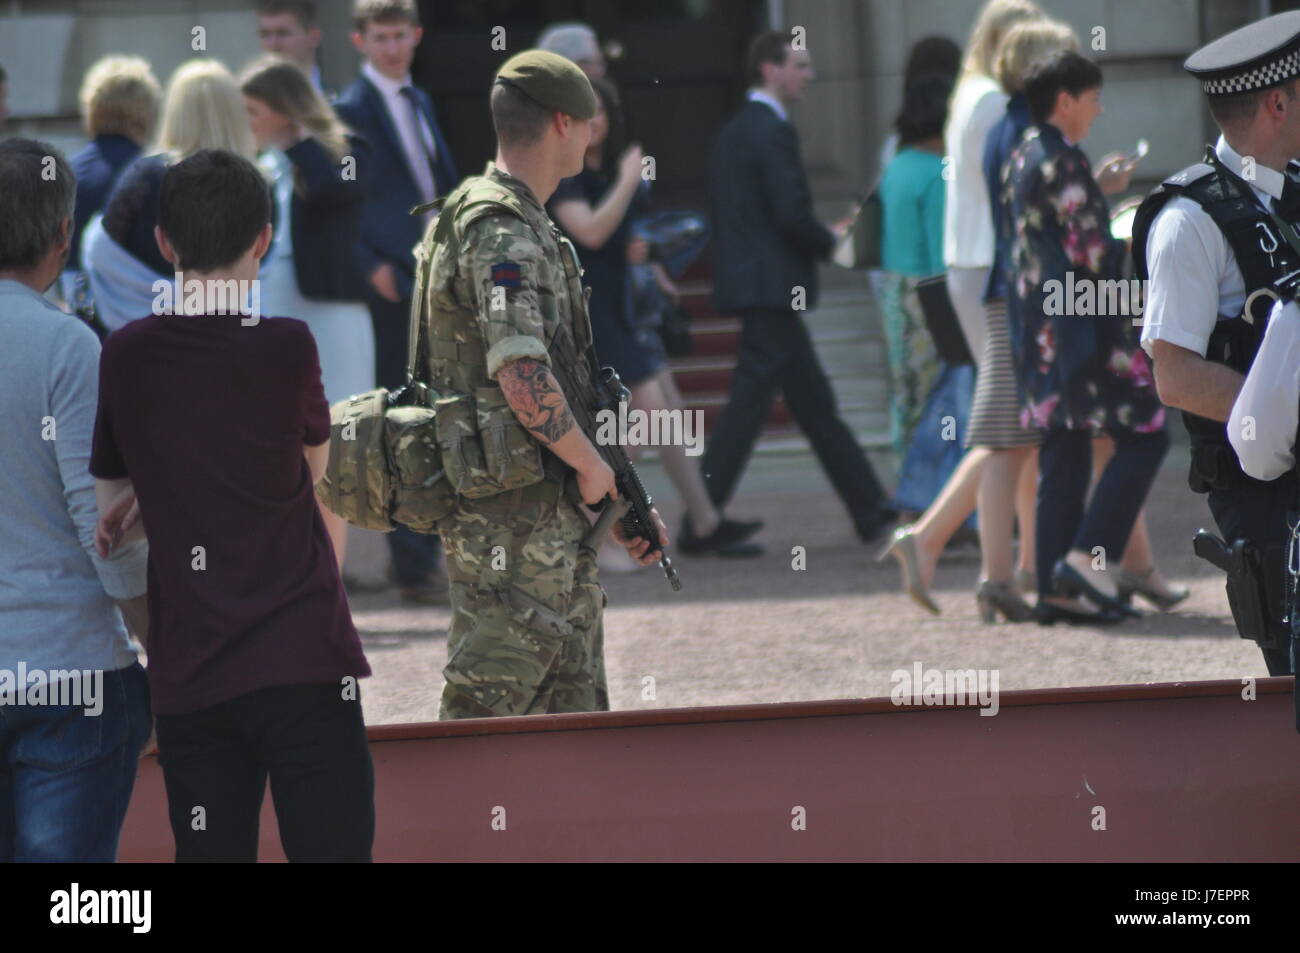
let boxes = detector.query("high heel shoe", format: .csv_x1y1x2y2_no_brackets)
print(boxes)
877,526,940,616
1115,567,1190,611
1015,568,1036,597
1050,559,1141,618
975,579,1035,624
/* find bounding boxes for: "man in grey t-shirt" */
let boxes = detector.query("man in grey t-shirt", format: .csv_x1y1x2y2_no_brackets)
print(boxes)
0,138,151,862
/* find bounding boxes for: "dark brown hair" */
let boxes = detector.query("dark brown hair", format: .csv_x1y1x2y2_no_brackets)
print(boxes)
257,1,318,30
746,31,791,86
351,0,419,34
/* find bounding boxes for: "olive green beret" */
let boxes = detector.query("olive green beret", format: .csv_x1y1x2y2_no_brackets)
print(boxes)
494,49,596,120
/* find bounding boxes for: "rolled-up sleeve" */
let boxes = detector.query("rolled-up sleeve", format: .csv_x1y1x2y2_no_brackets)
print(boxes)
1229,299,1300,481
56,322,149,600
464,216,551,379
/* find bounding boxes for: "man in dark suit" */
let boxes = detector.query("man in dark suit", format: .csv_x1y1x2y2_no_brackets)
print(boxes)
704,31,894,543
335,0,460,603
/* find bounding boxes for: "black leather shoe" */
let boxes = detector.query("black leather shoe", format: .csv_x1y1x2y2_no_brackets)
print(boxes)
1051,559,1141,618
856,508,898,544
679,517,764,556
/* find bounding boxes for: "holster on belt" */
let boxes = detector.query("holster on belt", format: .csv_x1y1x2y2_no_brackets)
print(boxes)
1193,529,1287,649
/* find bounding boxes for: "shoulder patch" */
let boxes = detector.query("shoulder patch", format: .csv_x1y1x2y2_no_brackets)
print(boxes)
491,261,522,287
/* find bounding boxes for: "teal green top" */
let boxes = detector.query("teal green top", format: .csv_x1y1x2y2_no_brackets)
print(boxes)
879,147,946,277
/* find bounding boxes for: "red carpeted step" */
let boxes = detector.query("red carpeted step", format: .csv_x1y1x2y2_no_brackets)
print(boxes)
668,356,736,393
679,317,741,358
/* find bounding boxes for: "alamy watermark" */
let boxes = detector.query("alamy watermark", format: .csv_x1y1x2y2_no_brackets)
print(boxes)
151,274,261,326
890,661,1000,716
1043,272,1148,325
0,664,104,715
595,405,705,456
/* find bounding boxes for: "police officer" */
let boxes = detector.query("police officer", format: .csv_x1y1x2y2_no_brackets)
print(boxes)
1228,272,1300,732
1135,11,1300,676
421,50,667,719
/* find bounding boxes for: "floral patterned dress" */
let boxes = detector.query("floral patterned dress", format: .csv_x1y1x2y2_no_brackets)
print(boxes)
1001,123,1165,435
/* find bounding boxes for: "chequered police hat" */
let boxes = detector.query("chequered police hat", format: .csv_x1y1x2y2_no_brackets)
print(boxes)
1186,11,1300,95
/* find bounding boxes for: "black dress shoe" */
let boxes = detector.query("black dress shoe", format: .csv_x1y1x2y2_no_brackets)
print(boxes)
856,508,898,544
1035,601,1126,626
679,517,764,556
1051,560,1141,618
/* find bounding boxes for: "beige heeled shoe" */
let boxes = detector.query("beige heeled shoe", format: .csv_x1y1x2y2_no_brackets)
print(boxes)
877,526,940,616
975,579,1036,624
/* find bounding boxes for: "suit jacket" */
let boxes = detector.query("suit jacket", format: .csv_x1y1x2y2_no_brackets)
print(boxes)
284,133,371,302
334,75,459,300
710,99,835,313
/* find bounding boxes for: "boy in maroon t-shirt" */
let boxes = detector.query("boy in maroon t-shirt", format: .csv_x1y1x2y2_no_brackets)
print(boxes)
91,149,374,862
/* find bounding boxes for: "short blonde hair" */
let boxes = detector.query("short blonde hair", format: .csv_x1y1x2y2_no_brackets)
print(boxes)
960,0,1043,80
79,55,161,142
993,18,1080,94
153,59,257,161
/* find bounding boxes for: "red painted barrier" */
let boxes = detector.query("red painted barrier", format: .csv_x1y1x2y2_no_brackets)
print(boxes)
118,677,1300,862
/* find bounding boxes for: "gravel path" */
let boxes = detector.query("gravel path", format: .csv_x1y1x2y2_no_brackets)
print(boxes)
345,456,1271,726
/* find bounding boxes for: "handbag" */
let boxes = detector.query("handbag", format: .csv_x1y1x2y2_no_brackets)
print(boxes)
832,191,882,270
659,303,694,358
915,273,974,366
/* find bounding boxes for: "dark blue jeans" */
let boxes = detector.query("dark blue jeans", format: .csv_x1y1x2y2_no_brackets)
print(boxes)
0,661,151,862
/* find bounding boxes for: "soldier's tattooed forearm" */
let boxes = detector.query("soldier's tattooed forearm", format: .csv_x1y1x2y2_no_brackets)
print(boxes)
499,358,576,445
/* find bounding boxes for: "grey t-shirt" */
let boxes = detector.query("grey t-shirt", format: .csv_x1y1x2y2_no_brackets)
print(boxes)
0,279,145,675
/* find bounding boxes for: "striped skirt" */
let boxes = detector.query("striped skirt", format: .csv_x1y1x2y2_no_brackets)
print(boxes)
965,298,1041,450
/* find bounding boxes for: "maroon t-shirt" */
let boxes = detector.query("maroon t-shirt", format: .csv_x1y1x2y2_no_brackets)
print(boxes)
90,314,370,716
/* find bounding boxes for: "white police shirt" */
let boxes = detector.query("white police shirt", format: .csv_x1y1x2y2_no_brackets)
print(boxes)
1229,297,1300,479
1140,137,1287,358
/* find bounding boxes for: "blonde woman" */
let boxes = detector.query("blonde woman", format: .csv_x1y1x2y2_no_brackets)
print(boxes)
85,59,260,330
882,17,1079,621
69,56,161,269
944,0,1041,361
242,54,375,570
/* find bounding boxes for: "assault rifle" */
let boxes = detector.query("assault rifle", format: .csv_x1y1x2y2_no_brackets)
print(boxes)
550,326,682,592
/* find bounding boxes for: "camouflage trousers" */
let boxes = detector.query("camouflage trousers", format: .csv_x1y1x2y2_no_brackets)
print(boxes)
436,483,608,719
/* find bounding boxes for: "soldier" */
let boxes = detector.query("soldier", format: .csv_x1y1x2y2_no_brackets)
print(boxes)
422,50,667,720
1134,11,1300,676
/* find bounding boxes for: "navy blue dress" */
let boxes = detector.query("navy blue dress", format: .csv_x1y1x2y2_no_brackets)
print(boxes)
549,166,662,386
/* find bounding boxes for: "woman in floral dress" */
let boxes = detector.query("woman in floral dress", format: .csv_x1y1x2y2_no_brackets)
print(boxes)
1002,50,1168,624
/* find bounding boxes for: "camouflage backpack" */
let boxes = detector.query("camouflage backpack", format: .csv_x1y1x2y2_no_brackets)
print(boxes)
314,204,454,533
316,182,547,532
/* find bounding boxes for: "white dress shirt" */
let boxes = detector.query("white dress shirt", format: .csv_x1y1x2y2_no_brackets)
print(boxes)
362,60,438,204
1140,137,1286,358
1230,297,1300,480
747,88,788,122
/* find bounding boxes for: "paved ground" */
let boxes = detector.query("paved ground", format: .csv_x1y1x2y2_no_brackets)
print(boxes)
344,444,1272,726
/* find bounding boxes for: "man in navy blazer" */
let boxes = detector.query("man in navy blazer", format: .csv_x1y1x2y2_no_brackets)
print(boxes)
335,0,460,603
703,32,894,544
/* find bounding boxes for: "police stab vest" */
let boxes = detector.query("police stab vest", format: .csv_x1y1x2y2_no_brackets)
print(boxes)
1132,146,1300,489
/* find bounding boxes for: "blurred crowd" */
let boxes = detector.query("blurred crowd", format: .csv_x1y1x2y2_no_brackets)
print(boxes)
874,0,1182,626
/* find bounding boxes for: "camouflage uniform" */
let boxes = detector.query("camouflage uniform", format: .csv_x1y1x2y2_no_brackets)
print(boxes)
423,162,608,719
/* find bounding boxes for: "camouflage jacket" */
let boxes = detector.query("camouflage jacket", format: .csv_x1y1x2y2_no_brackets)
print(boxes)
422,162,594,397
